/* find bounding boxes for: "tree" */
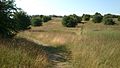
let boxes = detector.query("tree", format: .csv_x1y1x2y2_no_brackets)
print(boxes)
42,16,51,22
104,18,115,25
62,14,81,27
92,12,103,23
82,14,90,21
104,14,119,18
118,16,120,21
0,0,18,38
31,18,42,26
14,11,31,30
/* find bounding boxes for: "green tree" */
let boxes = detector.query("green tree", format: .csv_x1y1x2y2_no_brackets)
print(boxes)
82,14,90,21
62,14,81,27
14,11,31,30
92,12,103,23
0,0,18,38
31,18,42,26
104,18,115,25
118,16,120,21
42,16,51,22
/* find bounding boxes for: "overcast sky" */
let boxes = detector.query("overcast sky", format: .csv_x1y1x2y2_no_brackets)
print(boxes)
15,0,120,16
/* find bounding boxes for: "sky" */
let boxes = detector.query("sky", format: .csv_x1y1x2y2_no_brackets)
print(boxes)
15,0,120,16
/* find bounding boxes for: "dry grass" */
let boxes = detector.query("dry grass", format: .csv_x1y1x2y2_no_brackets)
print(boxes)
19,18,120,68
1,18,120,68
0,37,50,68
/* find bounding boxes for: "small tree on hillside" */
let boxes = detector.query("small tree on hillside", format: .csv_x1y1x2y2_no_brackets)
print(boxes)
92,12,103,23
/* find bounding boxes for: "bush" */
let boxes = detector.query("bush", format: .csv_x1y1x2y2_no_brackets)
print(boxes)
14,11,31,30
0,0,18,38
31,18,42,26
42,16,51,22
70,14,82,23
32,15,52,23
62,14,81,27
104,18,115,25
82,14,90,21
92,12,103,23
118,16,120,21
104,14,113,19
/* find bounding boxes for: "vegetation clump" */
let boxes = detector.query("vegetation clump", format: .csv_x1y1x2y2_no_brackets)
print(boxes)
0,0,30,38
104,18,115,25
92,12,103,23
31,18,42,26
118,16,120,21
14,11,31,30
82,14,90,21
62,14,81,27
32,15,52,23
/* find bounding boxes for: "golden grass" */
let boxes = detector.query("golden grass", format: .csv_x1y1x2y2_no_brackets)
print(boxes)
19,18,120,68
0,37,50,68
1,18,120,68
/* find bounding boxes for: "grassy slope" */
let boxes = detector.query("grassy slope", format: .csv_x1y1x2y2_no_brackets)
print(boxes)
0,18,120,68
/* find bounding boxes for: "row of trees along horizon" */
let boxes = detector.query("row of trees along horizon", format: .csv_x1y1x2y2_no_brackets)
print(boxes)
1,0,120,38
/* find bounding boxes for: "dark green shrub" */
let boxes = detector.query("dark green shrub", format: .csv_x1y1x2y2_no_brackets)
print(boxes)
62,14,81,27
104,14,119,18
118,16,120,21
92,12,103,23
14,11,31,30
104,14,113,19
70,14,82,23
104,18,115,25
0,0,18,38
32,15,51,23
82,14,90,21
31,18,42,26
42,16,51,22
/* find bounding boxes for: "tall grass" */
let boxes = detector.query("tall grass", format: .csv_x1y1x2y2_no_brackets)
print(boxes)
1,18,120,68
0,37,50,68
70,30,120,68
21,19,120,68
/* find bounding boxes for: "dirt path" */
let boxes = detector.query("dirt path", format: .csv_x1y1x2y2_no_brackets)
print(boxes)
48,53,70,68
19,35,71,68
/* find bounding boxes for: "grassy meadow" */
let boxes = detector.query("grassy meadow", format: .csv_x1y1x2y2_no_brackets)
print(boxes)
0,18,120,68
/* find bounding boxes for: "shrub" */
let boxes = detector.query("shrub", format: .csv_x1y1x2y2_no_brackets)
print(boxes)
42,16,51,22
32,15,52,23
82,14,90,21
118,16,120,21
104,14,113,19
92,12,103,23
0,0,18,38
14,11,31,30
70,14,82,23
104,18,115,25
31,18,42,26
62,14,81,27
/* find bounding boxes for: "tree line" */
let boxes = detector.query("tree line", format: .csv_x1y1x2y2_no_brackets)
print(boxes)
62,12,120,27
0,0,52,38
0,0,120,38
